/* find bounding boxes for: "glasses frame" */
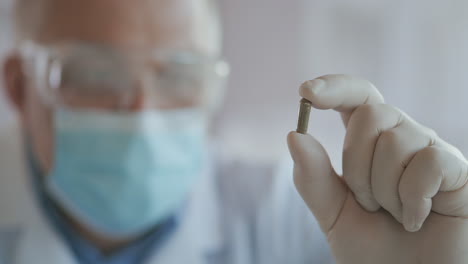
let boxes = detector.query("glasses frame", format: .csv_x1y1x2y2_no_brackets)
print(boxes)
19,41,230,111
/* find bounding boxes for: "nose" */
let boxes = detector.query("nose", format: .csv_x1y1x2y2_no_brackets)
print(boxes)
128,87,145,111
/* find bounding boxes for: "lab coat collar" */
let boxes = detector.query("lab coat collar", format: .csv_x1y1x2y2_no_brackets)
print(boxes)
145,152,225,263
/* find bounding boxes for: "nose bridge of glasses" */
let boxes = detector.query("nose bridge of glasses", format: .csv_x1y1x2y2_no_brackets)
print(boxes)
132,63,199,110
127,76,158,111
128,87,145,111
123,73,182,111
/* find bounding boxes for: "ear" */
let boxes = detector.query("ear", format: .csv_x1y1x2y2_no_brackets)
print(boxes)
3,54,27,114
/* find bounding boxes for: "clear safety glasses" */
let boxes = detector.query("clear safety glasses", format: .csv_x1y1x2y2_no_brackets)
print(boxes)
20,42,230,111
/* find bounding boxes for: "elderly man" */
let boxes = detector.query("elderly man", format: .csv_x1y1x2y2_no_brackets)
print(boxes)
2,0,468,263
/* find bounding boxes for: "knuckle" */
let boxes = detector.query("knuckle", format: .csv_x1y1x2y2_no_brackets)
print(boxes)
352,104,382,121
377,128,401,148
418,146,444,166
372,177,401,213
411,120,438,140
317,74,347,82
398,177,419,202
399,185,426,205
352,103,397,124
363,79,378,92
373,187,397,208
426,127,438,140
344,177,372,196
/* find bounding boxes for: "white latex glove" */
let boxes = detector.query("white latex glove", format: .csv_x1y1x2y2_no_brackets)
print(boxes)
287,74,468,264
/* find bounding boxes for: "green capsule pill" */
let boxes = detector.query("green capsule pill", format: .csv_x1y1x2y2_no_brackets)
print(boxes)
296,98,311,134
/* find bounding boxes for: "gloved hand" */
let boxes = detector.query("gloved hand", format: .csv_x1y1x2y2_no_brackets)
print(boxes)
287,74,468,264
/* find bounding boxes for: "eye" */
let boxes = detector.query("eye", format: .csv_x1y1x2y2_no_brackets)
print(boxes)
47,51,138,110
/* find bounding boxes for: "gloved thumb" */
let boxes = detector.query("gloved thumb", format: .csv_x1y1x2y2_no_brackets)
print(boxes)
287,131,348,233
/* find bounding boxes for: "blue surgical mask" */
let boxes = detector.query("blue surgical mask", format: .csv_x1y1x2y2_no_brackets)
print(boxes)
45,108,207,239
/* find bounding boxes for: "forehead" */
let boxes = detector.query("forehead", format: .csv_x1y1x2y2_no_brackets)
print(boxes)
32,0,219,54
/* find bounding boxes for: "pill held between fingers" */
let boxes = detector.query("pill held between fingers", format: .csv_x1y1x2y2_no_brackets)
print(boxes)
296,98,312,134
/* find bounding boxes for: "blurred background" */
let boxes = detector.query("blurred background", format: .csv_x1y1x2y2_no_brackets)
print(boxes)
1,0,468,171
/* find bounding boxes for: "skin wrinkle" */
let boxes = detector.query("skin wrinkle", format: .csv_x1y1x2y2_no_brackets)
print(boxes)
338,86,370,127
397,125,429,170
428,211,468,219
369,129,392,213
441,150,468,192
374,116,431,220
401,148,448,224
420,165,443,201
369,110,401,196
394,141,420,212
326,190,351,236
445,202,468,217
349,106,406,214
440,158,447,191
438,162,468,194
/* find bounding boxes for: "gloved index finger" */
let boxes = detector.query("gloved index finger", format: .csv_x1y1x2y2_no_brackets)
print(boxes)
299,74,385,127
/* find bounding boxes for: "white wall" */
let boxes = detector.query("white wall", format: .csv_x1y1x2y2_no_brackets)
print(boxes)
218,0,468,167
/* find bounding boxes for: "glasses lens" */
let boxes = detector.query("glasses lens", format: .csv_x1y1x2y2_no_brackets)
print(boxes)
49,47,137,110
29,44,229,111
154,54,229,109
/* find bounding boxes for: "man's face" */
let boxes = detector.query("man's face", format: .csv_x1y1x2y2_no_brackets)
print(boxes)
5,0,220,173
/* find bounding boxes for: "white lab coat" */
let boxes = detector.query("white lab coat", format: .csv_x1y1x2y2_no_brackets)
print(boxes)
0,123,333,264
